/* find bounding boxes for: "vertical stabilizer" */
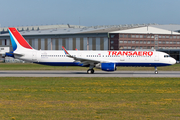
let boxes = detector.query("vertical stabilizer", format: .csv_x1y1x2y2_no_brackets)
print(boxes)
8,28,33,51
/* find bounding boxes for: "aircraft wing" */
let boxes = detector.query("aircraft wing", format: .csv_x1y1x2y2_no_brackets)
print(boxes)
62,46,103,66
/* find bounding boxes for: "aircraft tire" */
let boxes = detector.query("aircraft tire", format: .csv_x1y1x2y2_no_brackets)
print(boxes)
91,69,94,74
154,71,158,74
87,69,94,74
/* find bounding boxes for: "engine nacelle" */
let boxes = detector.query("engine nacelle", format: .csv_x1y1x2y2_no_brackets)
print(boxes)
96,63,116,71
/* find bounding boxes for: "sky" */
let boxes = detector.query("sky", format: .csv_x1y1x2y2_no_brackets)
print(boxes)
0,0,180,27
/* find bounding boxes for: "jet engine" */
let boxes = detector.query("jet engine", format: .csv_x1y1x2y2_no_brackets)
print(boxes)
95,63,116,71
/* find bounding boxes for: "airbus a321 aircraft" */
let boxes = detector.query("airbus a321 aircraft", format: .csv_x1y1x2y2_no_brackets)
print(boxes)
6,27,176,74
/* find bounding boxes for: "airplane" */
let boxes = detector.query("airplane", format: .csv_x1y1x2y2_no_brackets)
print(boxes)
6,27,176,74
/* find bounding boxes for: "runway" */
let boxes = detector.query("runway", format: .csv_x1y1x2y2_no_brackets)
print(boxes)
0,70,180,77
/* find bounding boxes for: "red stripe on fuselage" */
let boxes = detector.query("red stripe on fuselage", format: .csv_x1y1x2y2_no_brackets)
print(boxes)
9,28,32,49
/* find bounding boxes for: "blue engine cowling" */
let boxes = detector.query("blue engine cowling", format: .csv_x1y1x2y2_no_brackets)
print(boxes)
101,63,116,71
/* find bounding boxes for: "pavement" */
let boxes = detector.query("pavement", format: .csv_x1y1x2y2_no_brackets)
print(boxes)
0,70,180,77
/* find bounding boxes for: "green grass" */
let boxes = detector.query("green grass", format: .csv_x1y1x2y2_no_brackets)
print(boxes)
0,77,180,120
0,63,180,71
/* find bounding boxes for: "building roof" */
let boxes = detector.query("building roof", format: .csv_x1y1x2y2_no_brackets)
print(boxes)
109,26,180,35
1,24,180,37
0,27,108,37
0,24,85,33
0,25,146,36
150,24,180,32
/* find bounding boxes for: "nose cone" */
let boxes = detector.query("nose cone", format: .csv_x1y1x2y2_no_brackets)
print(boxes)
171,58,176,65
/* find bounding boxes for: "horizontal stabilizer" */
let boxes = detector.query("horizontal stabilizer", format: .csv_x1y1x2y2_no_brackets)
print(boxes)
6,52,24,57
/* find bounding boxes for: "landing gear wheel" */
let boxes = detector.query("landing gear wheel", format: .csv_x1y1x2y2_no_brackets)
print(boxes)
91,69,94,74
87,69,94,74
154,71,158,74
154,67,158,74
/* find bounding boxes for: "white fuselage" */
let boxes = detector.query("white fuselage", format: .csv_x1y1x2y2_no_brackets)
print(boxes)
14,49,176,67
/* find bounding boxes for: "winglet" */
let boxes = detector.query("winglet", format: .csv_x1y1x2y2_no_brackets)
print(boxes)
62,46,69,55
62,46,75,58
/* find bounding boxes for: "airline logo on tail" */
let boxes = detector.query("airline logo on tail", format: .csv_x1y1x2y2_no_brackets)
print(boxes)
8,28,33,51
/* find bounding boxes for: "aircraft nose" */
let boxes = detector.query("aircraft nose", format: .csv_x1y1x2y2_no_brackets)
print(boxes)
171,58,176,64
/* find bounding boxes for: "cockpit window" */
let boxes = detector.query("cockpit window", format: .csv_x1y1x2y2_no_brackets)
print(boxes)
164,55,170,58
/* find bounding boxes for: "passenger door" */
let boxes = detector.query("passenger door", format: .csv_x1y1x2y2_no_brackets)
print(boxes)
154,52,159,61
120,55,125,61
32,51,37,61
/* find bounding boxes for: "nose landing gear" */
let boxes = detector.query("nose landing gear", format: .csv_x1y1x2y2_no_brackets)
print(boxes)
87,69,94,74
154,66,158,74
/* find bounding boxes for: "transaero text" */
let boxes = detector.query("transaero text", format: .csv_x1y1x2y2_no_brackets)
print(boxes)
108,51,153,56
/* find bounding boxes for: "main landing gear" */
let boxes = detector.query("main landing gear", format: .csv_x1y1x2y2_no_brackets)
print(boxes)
87,65,95,74
154,66,158,74
87,69,94,74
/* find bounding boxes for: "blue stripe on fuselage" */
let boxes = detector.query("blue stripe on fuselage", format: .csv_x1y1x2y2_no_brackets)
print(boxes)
34,62,171,67
115,63,171,67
